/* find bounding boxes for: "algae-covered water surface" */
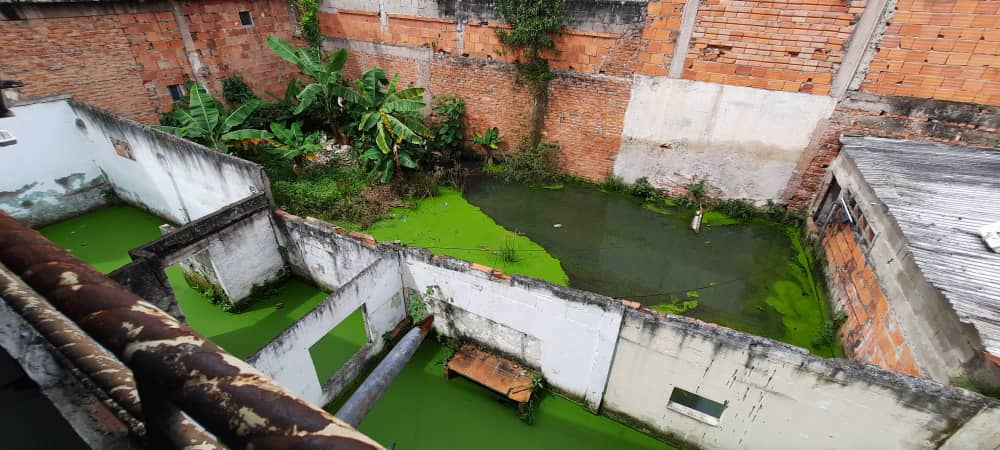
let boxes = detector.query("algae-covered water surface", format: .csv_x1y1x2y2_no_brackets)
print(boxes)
38,205,339,359
464,179,836,356
370,179,836,356
333,340,676,450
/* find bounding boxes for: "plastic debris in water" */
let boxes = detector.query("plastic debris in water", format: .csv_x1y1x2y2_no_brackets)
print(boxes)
553,224,563,228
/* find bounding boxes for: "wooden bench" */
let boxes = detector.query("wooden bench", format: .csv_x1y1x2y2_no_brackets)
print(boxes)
445,344,535,406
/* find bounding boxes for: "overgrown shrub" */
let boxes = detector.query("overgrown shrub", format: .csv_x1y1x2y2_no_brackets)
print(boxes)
222,75,258,108
631,177,657,200
811,311,848,349
714,199,756,222
494,140,562,183
289,0,322,49
600,174,629,193
426,94,466,163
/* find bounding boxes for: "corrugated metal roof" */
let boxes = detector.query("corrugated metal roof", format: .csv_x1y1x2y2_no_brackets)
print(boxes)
842,136,1000,356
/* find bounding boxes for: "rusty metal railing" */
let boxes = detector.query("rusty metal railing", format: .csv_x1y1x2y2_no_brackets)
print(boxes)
0,211,383,450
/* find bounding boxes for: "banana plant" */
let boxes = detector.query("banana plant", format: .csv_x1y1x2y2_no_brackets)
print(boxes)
269,121,325,170
155,83,272,152
266,36,351,137
473,127,503,165
353,68,432,182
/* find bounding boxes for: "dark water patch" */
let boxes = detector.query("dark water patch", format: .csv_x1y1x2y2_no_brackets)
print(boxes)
464,178,836,355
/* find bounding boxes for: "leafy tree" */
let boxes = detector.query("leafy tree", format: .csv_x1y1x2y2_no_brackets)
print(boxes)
426,94,467,164
266,37,350,137
155,83,271,152
351,68,431,182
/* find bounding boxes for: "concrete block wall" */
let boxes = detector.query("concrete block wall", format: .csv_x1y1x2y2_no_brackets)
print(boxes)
274,210,387,291
0,98,113,227
602,308,997,450
0,0,300,123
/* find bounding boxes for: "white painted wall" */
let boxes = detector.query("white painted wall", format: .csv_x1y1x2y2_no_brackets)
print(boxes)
71,102,268,225
615,76,836,202
603,309,993,450
0,98,110,226
198,211,286,302
248,256,406,405
401,254,624,411
275,213,385,291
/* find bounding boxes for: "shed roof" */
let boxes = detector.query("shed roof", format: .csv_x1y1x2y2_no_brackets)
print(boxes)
842,136,1000,356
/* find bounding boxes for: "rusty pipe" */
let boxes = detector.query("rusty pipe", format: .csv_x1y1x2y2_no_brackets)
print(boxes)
336,317,433,427
0,212,382,450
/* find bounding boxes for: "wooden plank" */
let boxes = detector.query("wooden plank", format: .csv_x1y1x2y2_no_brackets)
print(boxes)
446,344,534,403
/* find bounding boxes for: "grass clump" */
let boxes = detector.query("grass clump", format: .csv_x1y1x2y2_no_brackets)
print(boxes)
493,140,563,184
951,377,1000,400
497,233,520,263
600,174,629,193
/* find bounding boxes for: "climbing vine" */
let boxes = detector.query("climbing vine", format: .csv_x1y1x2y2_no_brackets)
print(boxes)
494,0,565,146
289,0,322,49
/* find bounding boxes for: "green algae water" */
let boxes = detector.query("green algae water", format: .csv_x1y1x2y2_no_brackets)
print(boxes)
38,205,347,359
460,179,836,356
365,188,569,285
332,340,676,450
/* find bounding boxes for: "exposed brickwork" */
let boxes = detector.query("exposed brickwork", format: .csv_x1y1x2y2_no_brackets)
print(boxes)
427,57,532,154
862,0,1000,105
823,222,921,377
636,0,688,76
683,0,864,94
181,0,299,101
0,0,298,123
0,14,162,123
544,75,631,180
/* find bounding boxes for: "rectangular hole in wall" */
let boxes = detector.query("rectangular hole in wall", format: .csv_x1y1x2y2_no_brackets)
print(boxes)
308,305,370,384
168,84,186,101
239,10,254,26
668,387,726,426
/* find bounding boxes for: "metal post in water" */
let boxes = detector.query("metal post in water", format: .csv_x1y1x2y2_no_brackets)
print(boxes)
336,316,434,427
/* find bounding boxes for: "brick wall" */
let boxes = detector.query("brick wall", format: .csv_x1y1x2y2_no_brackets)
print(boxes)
823,222,921,376
0,0,298,123
636,0,688,76
861,0,1000,106
682,0,864,94
544,75,631,179
0,14,163,123
183,0,300,101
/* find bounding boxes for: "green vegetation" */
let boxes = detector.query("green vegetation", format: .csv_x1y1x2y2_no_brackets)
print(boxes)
473,126,503,165
494,0,565,146
951,377,1000,400
351,68,432,182
269,120,325,167
492,140,562,184
631,177,657,200
267,37,350,136
365,188,568,285
497,232,520,263
600,174,629,193
289,0,323,49
155,83,272,152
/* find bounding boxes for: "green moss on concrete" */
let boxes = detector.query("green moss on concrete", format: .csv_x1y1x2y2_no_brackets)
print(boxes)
331,340,677,450
39,205,330,359
309,307,368,383
365,188,569,285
